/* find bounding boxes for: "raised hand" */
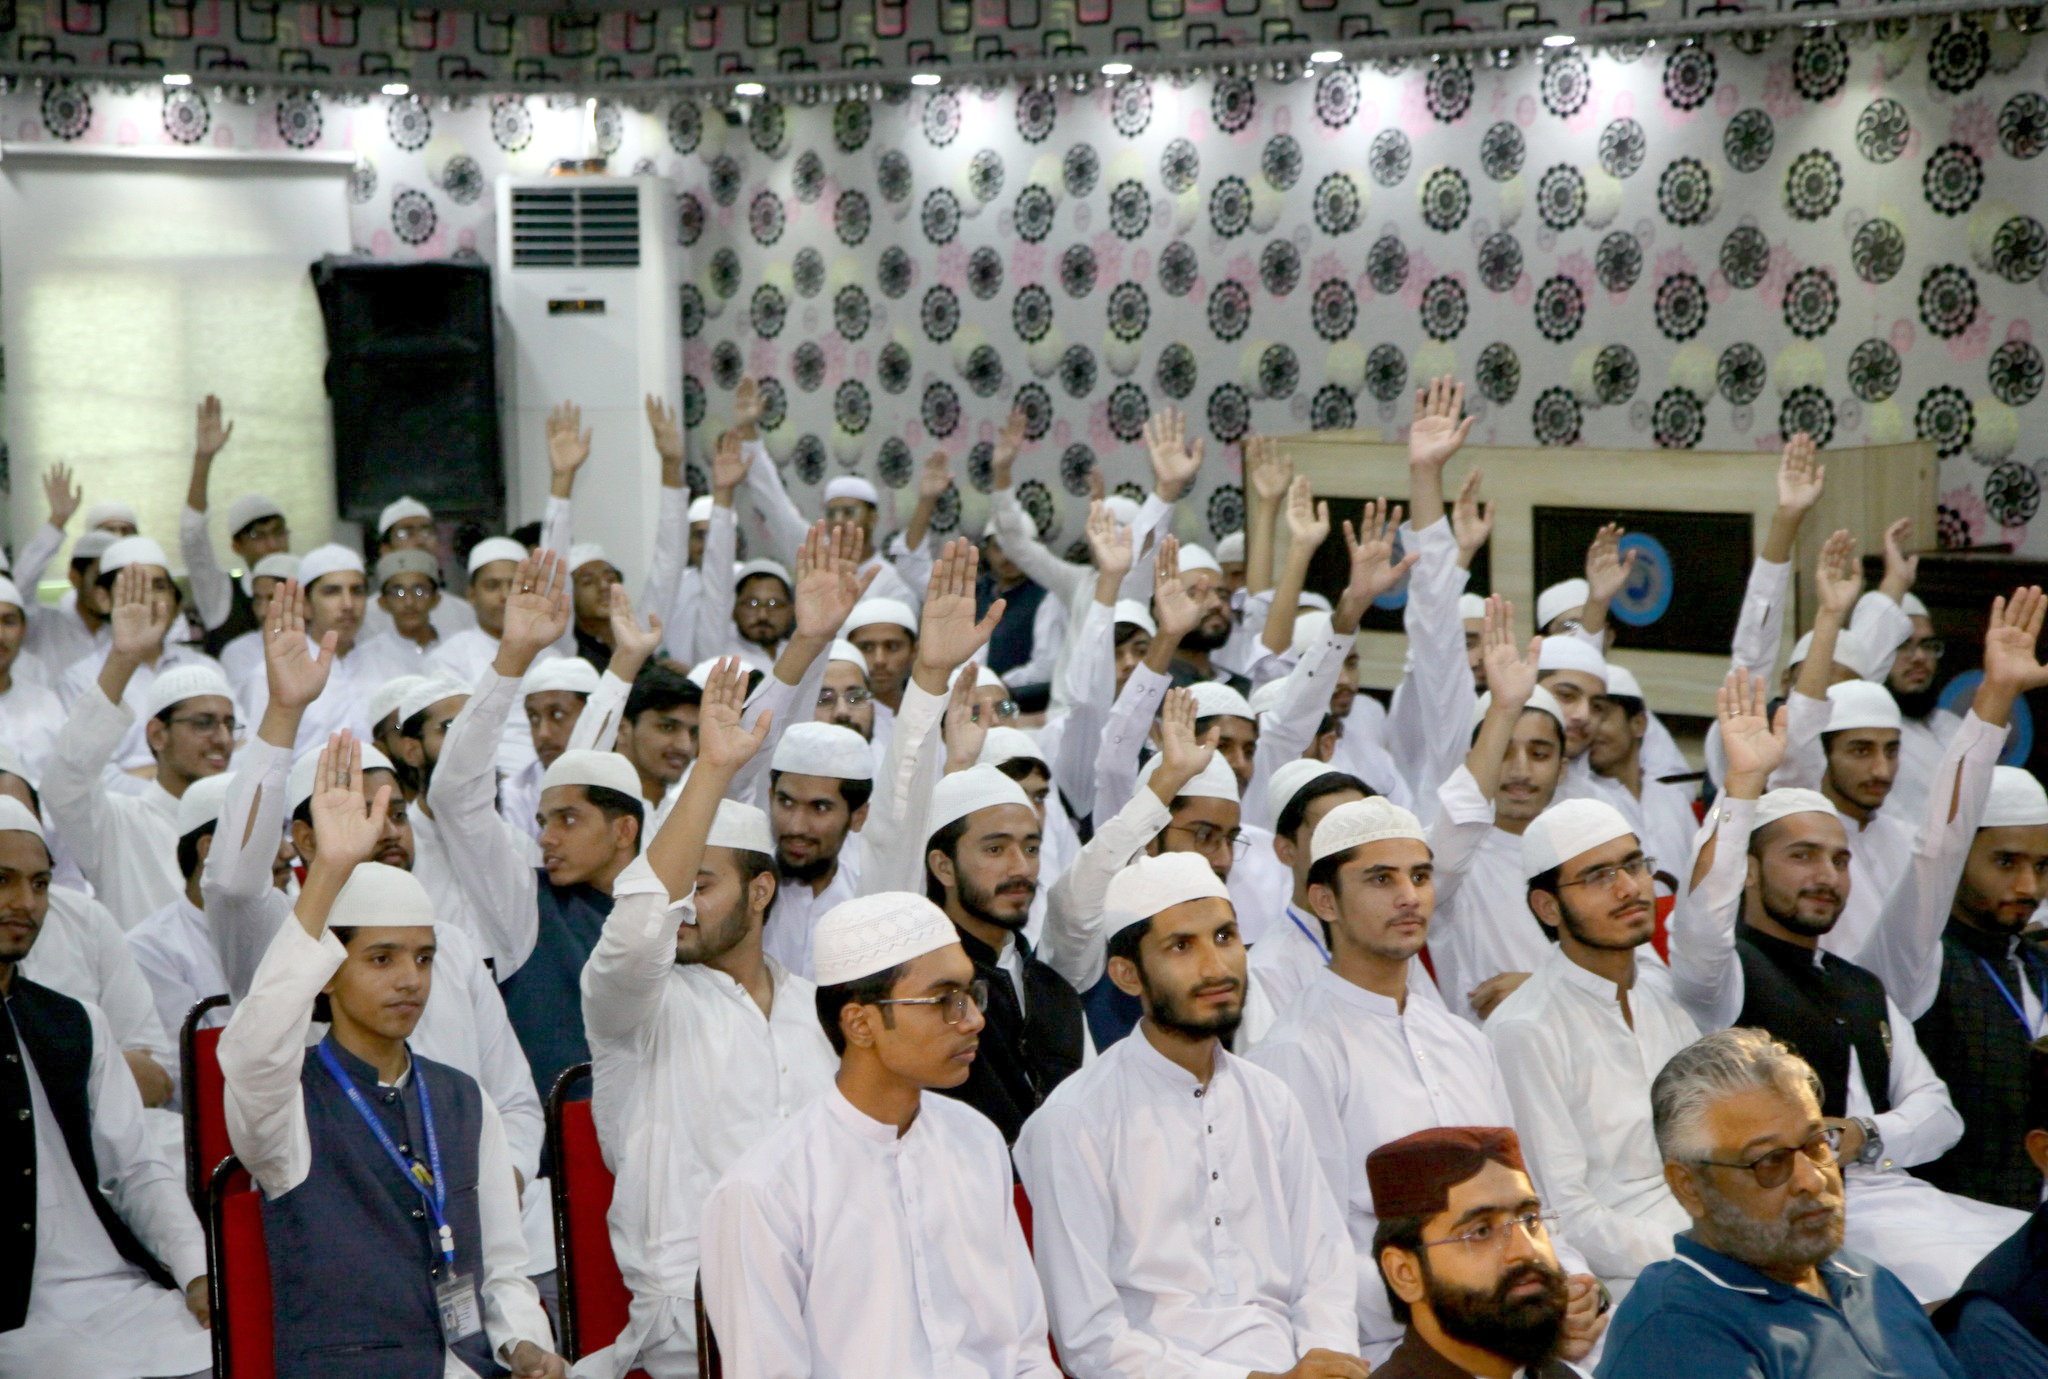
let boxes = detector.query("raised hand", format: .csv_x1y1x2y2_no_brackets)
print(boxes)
308,732,393,871
1982,586,2048,695
499,549,571,664
1245,434,1293,505
195,394,234,461
1152,535,1200,640
794,520,877,642
1407,374,1473,471
915,537,1004,677
941,665,989,773
1085,499,1134,584
696,657,772,774
733,375,764,433
42,463,80,529
546,402,592,485
109,563,172,661
1879,516,1919,598
1482,595,1540,712
1338,499,1418,616
711,428,752,502
1585,521,1638,604
606,584,664,683
1143,408,1203,502
1815,528,1862,616
645,394,684,482
1148,686,1218,801
917,449,953,502
1450,467,1493,566
265,579,336,712
1777,431,1825,513
992,408,1028,490
1717,667,1788,790
1283,475,1331,557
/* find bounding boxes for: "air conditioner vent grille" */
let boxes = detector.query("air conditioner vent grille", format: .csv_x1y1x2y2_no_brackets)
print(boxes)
511,186,640,268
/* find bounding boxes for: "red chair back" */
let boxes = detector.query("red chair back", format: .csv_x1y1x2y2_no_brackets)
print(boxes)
548,1063,640,1365
182,994,231,1217
207,1158,272,1379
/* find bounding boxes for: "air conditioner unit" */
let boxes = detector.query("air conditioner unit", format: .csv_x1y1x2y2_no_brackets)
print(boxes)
495,174,678,586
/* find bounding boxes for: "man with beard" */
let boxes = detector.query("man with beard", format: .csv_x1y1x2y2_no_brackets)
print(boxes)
1844,521,1940,812
1583,665,1699,882
1488,799,1700,1300
1599,1029,1961,1379
696,428,800,674
581,659,837,1379
1252,793,1607,1364
1016,853,1368,1379
1666,667,2027,1301
1367,1127,1590,1379
1166,542,1246,692
814,638,878,739
760,721,872,979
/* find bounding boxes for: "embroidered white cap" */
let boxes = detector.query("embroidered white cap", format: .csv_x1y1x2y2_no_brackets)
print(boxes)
145,665,237,718
522,657,601,698
1188,681,1255,722
1983,767,2048,829
927,764,1035,835
1789,627,1875,680
813,891,957,985
1604,664,1645,701
1471,684,1568,736
1139,749,1240,802
329,862,437,929
735,557,793,590
1536,578,1590,630
1114,600,1158,637
0,577,23,612
1824,680,1902,733
1753,788,1840,832
688,495,716,524
375,549,440,587
1458,593,1487,621
828,639,869,675
295,544,366,590
772,721,875,780
1537,637,1608,686
72,531,121,563
176,772,236,839
1214,532,1246,565
378,496,434,535
1519,798,1635,879
568,542,617,575
252,553,303,582
1177,544,1224,576
397,675,473,728
99,536,172,575
541,749,643,800
84,501,139,533
288,742,398,815
1268,758,1349,825
0,797,43,843
226,494,286,536
824,476,880,506
369,675,429,730
847,598,918,636
466,537,528,577
1105,852,1231,924
977,726,1046,769
708,799,774,855
1310,796,1427,865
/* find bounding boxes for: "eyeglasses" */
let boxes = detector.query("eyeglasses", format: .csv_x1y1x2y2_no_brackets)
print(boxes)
872,979,989,1027
167,713,239,736
1165,822,1249,856
1695,1127,1841,1189
1421,1210,1560,1254
816,686,872,708
742,597,790,612
382,585,438,602
1899,637,1945,659
1557,856,1657,891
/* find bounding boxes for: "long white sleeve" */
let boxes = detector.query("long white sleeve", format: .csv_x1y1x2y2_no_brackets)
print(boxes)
1041,788,1171,992
179,505,235,632
1770,691,1831,791
859,678,952,897
1731,557,1793,681
13,522,65,600
988,489,1093,612
425,668,541,975
738,440,811,565
43,682,131,892
581,854,695,1049
694,504,742,663
571,669,633,754
1093,664,1170,824
1383,518,1477,810
82,1002,208,1287
1244,625,1352,832
202,736,295,1001
1049,601,1117,818
733,649,829,808
1118,493,1175,607
642,482,692,640
474,1091,555,1359
1664,798,1755,1033
217,919,342,1198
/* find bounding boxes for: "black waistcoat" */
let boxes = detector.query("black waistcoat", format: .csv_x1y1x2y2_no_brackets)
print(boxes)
942,927,1085,1144
1735,926,1892,1118
980,575,1049,680
1938,1204,2048,1347
0,977,179,1332
498,871,612,1110
202,578,260,658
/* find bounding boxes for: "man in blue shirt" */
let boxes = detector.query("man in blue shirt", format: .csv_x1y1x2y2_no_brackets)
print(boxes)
1598,1027,1963,1379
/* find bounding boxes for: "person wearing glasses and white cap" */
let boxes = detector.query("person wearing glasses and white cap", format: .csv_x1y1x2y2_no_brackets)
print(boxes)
580,661,837,1379
1666,668,2027,1302
814,637,878,738
1485,798,1700,1301
353,548,446,662
177,394,291,651
1852,586,1958,819
1249,793,1606,1362
699,888,1057,1379
218,737,566,1379
0,575,65,783
1015,852,1367,1379
356,496,481,644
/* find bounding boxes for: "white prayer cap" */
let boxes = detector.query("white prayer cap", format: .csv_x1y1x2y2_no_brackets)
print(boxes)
288,742,397,815
1310,796,1427,864
1520,798,1635,879
397,674,472,727
1103,495,1141,528
375,549,440,587
686,658,721,688
252,553,301,581
1982,767,2048,829
1537,637,1608,686
1458,593,1487,621
688,495,715,524
772,721,875,780
72,530,120,563
978,727,1046,769
176,772,236,838
948,662,1006,693
1178,544,1224,576
541,749,643,800
522,657,600,698
1114,600,1157,637
847,598,918,636
1602,665,1646,703
1269,758,1347,825
1536,578,1590,629
146,664,236,718
378,496,433,534
823,476,880,506
735,557,793,589
1299,591,1332,613
0,797,43,843
1470,684,1567,736
1825,680,1902,733
1248,678,1289,717
1138,749,1240,802
0,577,22,612
467,537,527,576
1753,787,1839,832
295,544,366,590
1788,627,1874,680
927,764,1034,836
1901,593,1929,619
828,639,869,675
369,675,428,729
225,494,286,535
813,891,957,985
84,500,139,532
1188,681,1255,722
568,542,617,575
708,799,774,855
99,536,171,575
1105,852,1231,925
1214,532,1247,565
329,862,436,929
1288,610,1336,659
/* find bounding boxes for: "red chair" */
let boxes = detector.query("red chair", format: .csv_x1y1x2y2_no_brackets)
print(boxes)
207,1156,272,1379
547,1063,652,1377
181,994,230,1218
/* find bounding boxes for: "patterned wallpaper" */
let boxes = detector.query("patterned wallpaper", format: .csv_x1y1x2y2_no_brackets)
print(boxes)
5,17,2048,557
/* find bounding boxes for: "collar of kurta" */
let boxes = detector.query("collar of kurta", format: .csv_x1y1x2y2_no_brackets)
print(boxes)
954,923,1032,972
1739,923,1830,976
1542,942,1647,1004
824,1081,914,1146
1313,966,1402,1019
1122,1022,1228,1094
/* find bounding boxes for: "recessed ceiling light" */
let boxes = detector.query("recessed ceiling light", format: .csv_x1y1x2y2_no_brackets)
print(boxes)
734,81,764,96
1100,61,1133,75
381,82,411,95
1541,33,1575,46
1310,49,1343,63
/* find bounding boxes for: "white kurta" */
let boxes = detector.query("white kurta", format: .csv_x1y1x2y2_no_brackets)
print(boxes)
0,677,65,783
1485,946,1698,1296
1013,1031,1358,1379
0,999,211,1379
1238,905,1445,1052
56,643,225,776
701,1085,1060,1379
43,689,188,928
233,635,424,757
1885,709,1964,824
1403,766,1535,1024
761,840,863,981
25,887,176,1076
125,896,230,1058
578,854,839,1379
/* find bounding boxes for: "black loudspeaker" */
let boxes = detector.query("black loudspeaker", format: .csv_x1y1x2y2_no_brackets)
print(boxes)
312,257,503,531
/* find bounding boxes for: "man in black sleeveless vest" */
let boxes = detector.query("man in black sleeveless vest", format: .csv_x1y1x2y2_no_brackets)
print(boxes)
1935,1038,2048,1374
0,795,213,1377
1667,668,2026,1304
220,733,566,1379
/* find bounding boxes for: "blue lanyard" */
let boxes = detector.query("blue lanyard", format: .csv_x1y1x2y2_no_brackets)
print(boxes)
1287,906,1330,963
316,1039,456,1271
1976,955,2044,1039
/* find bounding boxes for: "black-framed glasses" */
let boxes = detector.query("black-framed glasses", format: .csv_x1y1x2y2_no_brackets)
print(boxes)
816,686,873,708
1420,1210,1560,1254
167,713,239,736
742,596,790,612
1165,822,1249,857
382,584,438,602
873,979,989,1027
1696,1127,1841,1189
1558,856,1657,892
1899,637,1946,659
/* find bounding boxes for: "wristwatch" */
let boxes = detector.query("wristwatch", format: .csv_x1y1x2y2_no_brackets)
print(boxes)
1850,1115,1884,1167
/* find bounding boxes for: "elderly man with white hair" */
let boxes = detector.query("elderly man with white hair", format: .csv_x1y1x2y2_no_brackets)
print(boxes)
1666,665,2027,1302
